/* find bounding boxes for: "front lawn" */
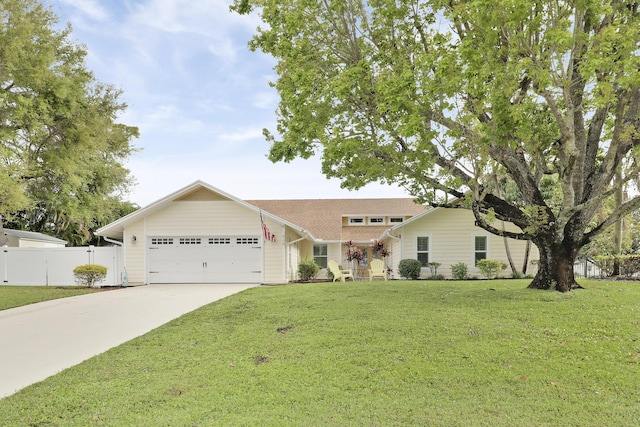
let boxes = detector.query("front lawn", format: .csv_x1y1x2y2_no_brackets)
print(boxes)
0,280,638,426
0,286,108,311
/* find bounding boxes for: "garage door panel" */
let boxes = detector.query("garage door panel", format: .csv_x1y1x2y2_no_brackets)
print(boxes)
148,236,261,283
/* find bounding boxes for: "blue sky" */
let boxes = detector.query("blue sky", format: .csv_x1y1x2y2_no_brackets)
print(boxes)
49,0,409,207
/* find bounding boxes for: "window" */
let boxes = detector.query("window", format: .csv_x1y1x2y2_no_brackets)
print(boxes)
349,218,364,224
417,236,429,266
313,244,328,268
390,217,404,223
475,236,487,265
209,237,231,245
179,238,201,245
369,217,384,224
151,238,173,245
237,237,259,245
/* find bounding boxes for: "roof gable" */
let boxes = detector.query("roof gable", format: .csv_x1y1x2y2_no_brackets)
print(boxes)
385,198,467,236
97,180,424,242
97,181,304,239
387,206,439,232
176,187,231,202
247,198,425,241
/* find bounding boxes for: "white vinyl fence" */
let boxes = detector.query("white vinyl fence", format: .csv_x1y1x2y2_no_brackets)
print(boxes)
0,246,124,286
574,256,604,278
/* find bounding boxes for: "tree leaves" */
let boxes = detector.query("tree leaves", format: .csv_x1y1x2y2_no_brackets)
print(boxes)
235,0,640,288
0,0,138,244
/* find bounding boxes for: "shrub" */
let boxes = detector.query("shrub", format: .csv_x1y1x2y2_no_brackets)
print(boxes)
476,259,507,279
593,255,640,276
73,264,108,287
298,258,319,282
425,262,441,278
451,262,468,280
398,259,422,280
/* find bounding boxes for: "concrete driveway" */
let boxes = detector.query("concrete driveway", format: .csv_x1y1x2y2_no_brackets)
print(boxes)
0,283,258,399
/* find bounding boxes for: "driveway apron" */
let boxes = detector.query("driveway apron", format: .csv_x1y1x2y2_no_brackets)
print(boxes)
0,283,257,399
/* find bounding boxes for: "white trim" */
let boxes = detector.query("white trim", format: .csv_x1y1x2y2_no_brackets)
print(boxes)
473,234,489,265
280,224,285,284
313,243,329,268
143,217,148,284
387,206,437,232
416,234,431,267
96,180,315,241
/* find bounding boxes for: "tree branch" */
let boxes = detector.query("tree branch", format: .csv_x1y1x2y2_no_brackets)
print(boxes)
472,201,532,240
582,195,640,245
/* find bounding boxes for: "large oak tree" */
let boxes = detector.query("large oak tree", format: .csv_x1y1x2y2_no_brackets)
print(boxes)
234,0,640,291
1,0,138,244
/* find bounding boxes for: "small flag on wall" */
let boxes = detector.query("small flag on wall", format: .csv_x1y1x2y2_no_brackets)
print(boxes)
260,210,276,242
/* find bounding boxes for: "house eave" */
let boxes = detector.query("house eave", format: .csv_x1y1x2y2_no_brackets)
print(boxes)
96,180,312,240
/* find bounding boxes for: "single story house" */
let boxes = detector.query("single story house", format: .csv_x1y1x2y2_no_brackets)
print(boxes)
1,228,67,248
96,180,537,285
381,206,538,279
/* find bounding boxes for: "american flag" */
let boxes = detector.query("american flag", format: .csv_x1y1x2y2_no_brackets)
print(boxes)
260,210,276,242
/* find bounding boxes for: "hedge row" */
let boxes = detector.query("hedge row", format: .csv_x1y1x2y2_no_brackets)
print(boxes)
593,255,640,276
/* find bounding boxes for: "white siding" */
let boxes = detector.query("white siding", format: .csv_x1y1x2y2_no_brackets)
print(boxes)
145,201,259,234
386,237,403,279
285,231,303,281
317,242,344,280
5,236,65,248
394,208,538,279
124,221,146,284
262,217,287,284
122,200,299,285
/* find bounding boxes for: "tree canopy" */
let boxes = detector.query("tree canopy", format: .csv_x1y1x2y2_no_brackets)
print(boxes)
1,0,138,244
234,0,640,291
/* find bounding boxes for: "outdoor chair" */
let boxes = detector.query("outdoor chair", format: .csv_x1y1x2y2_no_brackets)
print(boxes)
328,260,355,282
368,259,387,281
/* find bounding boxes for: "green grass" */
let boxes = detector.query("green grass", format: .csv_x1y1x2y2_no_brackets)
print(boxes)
0,286,107,311
1,280,639,426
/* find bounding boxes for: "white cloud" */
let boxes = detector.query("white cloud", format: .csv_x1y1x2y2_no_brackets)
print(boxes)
127,0,258,36
126,154,409,207
208,40,238,63
194,99,234,114
58,0,110,21
218,128,264,143
52,1,411,208
252,91,277,109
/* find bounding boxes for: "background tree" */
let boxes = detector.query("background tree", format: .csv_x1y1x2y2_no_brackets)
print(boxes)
234,0,640,292
581,189,637,261
1,0,138,244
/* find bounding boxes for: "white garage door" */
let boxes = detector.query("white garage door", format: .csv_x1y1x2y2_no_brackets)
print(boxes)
148,236,262,283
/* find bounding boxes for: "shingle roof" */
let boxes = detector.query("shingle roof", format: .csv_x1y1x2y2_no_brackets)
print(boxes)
246,198,425,241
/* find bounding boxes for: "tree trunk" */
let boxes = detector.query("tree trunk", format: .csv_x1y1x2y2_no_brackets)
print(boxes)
528,240,582,292
501,220,517,275
0,216,7,247
521,240,530,275
612,170,623,276
612,219,623,276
